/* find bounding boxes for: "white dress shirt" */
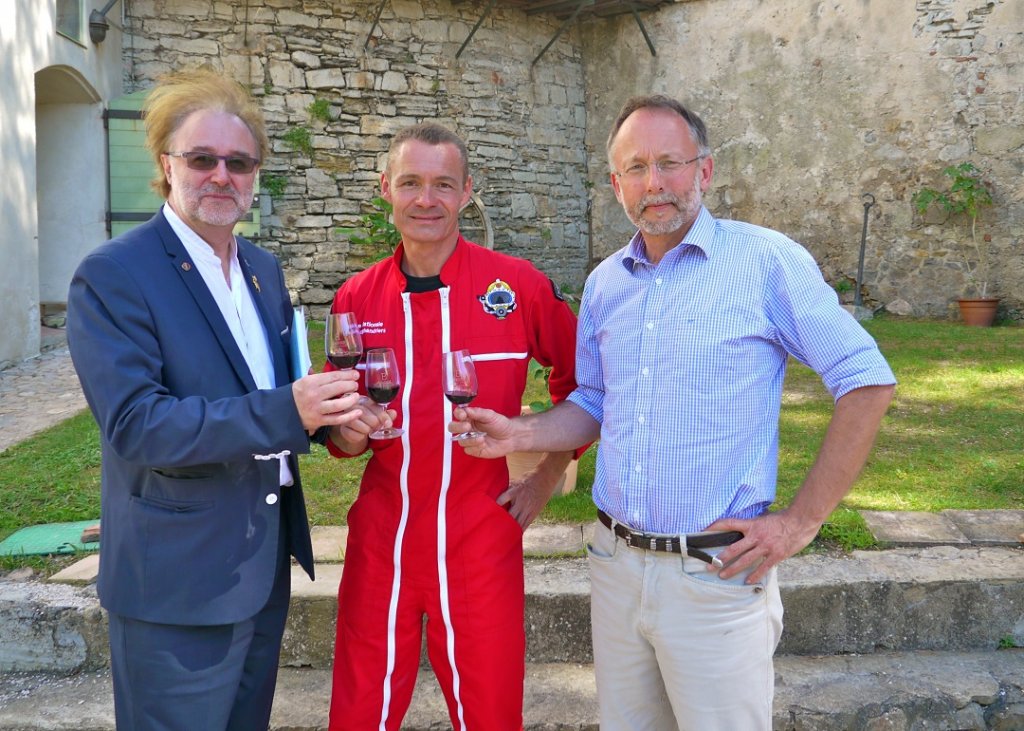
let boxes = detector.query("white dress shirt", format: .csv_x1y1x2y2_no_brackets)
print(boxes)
164,204,294,486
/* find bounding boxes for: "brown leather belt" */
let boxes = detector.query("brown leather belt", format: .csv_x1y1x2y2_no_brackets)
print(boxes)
597,509,743,566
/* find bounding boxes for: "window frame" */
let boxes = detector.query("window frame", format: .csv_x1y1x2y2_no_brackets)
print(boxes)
56,0,86,46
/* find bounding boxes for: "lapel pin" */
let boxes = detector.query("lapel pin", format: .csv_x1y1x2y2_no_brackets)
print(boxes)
252,274,261,293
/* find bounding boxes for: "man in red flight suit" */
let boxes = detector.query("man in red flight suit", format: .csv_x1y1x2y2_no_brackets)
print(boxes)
324,122,580,731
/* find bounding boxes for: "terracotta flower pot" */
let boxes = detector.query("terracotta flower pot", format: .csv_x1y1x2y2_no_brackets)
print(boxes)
957,298,1000,327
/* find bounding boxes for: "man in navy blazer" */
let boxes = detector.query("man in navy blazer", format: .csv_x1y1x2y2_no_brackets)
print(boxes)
67,69,363,730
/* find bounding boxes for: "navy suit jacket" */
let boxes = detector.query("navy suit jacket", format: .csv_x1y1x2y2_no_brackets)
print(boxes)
67,210,315,625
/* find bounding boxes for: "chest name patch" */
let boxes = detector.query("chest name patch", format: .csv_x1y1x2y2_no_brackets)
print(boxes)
360,320,387,335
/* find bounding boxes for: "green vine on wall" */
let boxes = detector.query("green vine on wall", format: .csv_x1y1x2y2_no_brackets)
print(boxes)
336,197,402,263
260,173,288,198
282,126,314,157
913,162,995,297
308,98,332,124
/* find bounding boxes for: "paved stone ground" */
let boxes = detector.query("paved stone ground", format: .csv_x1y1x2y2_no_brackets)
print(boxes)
0,339,86,454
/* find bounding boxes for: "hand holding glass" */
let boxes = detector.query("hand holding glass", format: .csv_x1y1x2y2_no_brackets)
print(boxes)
365,348,404,440
325,312,363,369
442,349,484,441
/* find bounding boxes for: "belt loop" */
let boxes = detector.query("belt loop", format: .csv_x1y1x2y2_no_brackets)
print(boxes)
602,510,621,547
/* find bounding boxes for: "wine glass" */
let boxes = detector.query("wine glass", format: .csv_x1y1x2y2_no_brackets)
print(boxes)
365,347,404,440
325,312,363,370
442,349,484,441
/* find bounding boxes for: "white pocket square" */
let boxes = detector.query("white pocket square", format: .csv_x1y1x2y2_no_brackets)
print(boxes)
253,450,291,461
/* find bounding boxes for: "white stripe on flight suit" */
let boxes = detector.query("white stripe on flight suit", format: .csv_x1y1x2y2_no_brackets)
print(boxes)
470,351,528,362
377,292,415,731
437,286,467,730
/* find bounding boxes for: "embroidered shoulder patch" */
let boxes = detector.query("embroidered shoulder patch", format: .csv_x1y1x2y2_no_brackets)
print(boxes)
478,279,518,320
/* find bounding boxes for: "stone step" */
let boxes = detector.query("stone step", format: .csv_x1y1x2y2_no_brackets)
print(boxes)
1,650,1021,730
4,545,1021,674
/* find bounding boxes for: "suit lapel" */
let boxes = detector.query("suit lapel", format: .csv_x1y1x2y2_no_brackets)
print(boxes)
154,213,259,392
237,246,291,388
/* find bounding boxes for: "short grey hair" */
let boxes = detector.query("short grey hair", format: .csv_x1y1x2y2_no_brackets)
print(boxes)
606,94,711,170
387,122,470,183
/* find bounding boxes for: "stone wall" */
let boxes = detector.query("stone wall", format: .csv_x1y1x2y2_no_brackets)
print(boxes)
123,0,590,313
123,0,1023,321
579,0,1023,320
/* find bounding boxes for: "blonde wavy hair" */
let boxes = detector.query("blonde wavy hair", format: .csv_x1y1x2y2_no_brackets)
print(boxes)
143,68,269,199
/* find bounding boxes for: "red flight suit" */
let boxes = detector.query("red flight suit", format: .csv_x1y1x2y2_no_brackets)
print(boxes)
326,237,578,730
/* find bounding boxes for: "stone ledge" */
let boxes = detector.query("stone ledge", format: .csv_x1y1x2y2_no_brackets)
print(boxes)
862,509,1024,547
1,650,1021,730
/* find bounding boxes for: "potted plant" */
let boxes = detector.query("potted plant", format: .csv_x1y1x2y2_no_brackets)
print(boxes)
912,162,997,326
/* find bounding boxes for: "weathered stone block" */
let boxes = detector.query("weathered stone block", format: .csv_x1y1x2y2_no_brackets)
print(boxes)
381,71,409,93
511,192,537,219
174,38,221,56
292,50,322,69
269,60,305,89
976,125,1024,155
277,10,319,28
390,0,425,20
284,270,309,291
305,169,338,199
306,68,346,90
347,71,375,90
293,215,334,229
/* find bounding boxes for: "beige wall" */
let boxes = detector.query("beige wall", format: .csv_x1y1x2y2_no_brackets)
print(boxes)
579,0,1023,319
0,0,123,368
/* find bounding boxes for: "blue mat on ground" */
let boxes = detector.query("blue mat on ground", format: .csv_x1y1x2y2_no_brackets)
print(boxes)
0,520,100,557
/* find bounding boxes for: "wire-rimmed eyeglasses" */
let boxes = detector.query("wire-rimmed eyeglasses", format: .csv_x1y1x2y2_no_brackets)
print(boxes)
615,155,705,180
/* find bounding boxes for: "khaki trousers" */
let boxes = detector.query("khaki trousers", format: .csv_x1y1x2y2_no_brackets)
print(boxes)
587,520,783,731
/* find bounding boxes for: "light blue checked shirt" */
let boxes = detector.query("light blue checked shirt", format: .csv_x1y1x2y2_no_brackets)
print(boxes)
567,207,896,534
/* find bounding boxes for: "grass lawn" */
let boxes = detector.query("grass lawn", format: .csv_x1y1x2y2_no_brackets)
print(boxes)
1,317,1021,570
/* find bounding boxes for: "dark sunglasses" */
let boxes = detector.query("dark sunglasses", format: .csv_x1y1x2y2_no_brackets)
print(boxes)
165,151,260,174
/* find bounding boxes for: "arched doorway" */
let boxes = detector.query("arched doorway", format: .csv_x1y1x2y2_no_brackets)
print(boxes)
34,65,105,331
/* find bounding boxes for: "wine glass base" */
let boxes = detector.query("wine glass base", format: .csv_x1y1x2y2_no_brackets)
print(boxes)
451,431,485,441
369,428,405,440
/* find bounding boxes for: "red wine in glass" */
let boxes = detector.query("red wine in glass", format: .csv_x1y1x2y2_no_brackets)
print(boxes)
445,391,475,406
365,348,404,440
442,349,484,440
328,353,361,369
368,384,399,404
325,312,363,370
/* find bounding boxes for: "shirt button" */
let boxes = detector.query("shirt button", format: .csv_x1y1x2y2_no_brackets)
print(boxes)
642,367,649,376
638,415,645,424
656,277,663,285
634,464,642,472
266,493,278,505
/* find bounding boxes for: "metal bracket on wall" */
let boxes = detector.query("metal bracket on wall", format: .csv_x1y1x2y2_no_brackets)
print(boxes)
629,3,657,57
365,0,389,49
363,0,662,62
457,0,499,58
532,0,593,66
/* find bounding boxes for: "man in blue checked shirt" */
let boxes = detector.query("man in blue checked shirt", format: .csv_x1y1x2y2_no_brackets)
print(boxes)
452,93,895,731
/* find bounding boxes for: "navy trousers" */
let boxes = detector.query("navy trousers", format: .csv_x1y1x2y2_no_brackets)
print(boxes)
107,532,292,731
